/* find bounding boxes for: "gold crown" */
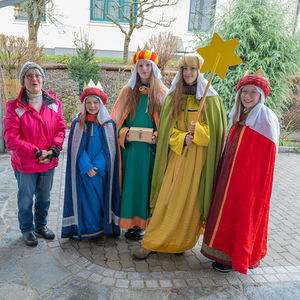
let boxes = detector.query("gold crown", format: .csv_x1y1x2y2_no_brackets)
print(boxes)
243,68,269,82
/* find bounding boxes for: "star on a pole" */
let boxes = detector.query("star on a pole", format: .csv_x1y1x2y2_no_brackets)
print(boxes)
197,33,242,80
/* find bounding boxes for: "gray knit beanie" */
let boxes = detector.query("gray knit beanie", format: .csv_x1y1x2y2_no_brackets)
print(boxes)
19,61,45,87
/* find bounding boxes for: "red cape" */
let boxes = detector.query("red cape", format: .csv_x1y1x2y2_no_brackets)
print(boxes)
201,125,276,274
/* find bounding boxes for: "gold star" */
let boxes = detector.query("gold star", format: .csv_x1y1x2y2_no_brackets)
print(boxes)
197,33,242,80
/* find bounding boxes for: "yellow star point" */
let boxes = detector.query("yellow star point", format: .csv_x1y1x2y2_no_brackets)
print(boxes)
197,33,242,80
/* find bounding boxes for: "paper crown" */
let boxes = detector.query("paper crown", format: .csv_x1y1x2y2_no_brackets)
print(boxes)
133,45,158,66
236,69,270,99
81,80,107,105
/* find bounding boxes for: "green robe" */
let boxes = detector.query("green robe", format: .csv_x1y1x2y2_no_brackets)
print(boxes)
119,94,156,229
150,94,226,222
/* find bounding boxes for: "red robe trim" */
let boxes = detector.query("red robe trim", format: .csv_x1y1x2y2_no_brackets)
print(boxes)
201,124,276,274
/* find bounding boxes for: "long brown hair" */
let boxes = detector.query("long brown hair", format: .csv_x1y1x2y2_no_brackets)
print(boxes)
123,67,162,121
232,89,245,126
78,109,100,133
170,69,185,121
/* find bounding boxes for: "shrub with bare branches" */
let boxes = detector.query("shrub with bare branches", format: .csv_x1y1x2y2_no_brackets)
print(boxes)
147,31,180,74
0,34,44,79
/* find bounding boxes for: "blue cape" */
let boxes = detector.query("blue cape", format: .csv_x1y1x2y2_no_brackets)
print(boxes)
61,119,120,239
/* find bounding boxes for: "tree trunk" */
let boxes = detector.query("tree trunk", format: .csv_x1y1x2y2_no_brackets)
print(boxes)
28,12,38,43
123,35,131,64
294,0,300,34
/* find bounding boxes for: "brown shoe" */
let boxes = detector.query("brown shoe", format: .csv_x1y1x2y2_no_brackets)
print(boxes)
95,235,106,245
133,247,155,260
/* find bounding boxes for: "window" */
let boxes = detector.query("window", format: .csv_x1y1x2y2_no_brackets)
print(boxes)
188,0,215,32
15,7,46,22
91,0,134,23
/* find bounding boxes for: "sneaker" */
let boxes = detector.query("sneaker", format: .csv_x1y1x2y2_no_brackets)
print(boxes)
212,262,232,273
23,232,38,247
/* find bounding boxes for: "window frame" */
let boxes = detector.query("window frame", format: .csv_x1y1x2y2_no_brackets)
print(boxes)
90,0,136,23
188,0,216,32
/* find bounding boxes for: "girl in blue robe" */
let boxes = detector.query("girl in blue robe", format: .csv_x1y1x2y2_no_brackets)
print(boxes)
61,87,120,244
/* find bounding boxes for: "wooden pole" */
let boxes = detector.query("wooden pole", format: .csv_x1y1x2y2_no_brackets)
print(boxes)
164,53,221,208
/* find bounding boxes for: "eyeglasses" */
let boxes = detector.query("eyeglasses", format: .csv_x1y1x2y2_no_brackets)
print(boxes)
25,74,43,80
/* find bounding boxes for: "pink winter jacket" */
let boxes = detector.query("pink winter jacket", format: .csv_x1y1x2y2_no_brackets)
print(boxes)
3,88,66,173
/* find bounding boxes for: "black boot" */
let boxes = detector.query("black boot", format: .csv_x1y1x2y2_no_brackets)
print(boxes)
23,232,38,246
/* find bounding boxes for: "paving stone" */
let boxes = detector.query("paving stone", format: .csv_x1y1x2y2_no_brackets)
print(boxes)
172,279,187,287
90,265,106,274
131,280,145,289
54,251,70,260
160,279,173,288
107,260,122,270
243,282,300,300
169,286,221,299
273,266,289,273
18,252,70,294
199,277,215,285
113,289,168,300
276,273,293,281
212,277,228,285
102,268,116,277
86,263,97,270
287,273,300,281
238,275,255,284
151,271,164,279
101,277,116,286
140,272,151,280
188,270,202,278
88,273,103,283
127,272,140,280
114,270,127,279
0,250,23,283
186,278,201,286
149,265,164,272
145,280,159,288
251,267,265,274
161,261,177,271
251,275,267,283
0,283,36,300
226,275,241,285
60,258,76,267
163,271,177,279
41,276,111,300
134,260,150,272
116,279,130,288
67,264,83,273
77,270,92,279
175,271,189,279
264,274,280,282
184,256,202,270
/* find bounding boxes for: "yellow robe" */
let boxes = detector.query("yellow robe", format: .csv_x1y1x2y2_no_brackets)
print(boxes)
142,96,210,253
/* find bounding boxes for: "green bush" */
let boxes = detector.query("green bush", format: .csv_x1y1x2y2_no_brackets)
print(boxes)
195,0,300,117
61,95,81,129
67,30,102,96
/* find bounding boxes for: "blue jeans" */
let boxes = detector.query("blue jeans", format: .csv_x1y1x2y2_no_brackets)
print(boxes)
14,169,54,234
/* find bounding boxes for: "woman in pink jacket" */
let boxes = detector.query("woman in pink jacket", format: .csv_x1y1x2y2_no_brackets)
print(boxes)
3,62,66,246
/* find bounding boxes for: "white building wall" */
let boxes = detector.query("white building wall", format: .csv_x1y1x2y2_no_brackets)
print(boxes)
0,0,228,58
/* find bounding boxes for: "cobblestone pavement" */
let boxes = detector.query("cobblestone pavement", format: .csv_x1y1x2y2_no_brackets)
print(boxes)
1,150,300,300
